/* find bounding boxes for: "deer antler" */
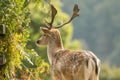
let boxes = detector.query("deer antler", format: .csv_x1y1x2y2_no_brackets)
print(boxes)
45,4,57,30
55,4,79,29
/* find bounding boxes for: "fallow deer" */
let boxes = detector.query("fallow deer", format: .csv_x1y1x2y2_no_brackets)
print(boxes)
37,4,101,80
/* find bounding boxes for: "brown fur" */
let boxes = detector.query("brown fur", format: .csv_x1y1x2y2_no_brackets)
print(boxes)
50,29,62,48
37,28,101,80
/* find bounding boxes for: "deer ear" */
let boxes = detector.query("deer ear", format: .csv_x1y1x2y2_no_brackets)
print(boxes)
40,27,50,34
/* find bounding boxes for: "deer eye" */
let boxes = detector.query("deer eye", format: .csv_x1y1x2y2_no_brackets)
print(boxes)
43,34,46,36
43,34,49,37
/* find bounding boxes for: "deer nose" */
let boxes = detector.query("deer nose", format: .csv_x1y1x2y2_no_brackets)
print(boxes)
36,40,40,44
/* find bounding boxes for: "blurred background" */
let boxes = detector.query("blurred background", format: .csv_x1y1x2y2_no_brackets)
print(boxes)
61,0,120,67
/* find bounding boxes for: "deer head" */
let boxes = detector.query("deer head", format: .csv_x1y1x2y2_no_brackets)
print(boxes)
37,4,79,45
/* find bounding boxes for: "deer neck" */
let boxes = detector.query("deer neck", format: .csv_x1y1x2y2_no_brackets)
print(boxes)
47,36,64,65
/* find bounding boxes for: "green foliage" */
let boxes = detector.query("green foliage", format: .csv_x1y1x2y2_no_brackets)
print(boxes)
100,64,120,80
0,0,49,80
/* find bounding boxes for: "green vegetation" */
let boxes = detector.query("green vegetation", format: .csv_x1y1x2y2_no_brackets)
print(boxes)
0,0,49,80
100,64,120,80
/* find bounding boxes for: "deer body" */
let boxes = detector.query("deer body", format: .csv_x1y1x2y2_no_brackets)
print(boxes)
37,4,100,80
37,28,100,80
